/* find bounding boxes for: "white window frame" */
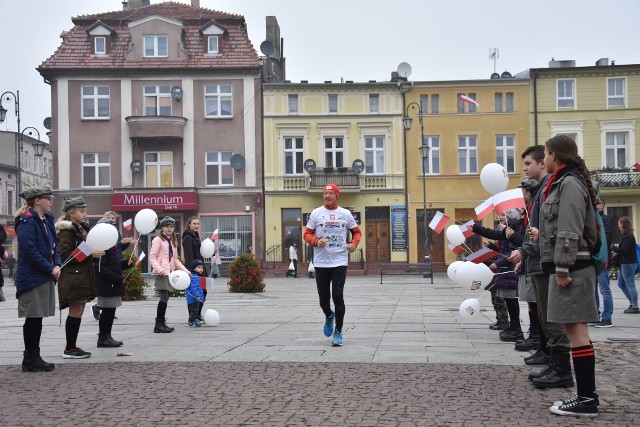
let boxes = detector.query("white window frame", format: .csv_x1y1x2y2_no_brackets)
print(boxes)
557,79,576,109
205,151,234,186
458,135,477,174
207,36,219,54
144,85,171,116
550,121,585,156
82,152,111,188
205,85,233,118
324,137,344,167
599,120,636,168
328,94,338,114
143,35,168,57
496,135,516,173
144,151,173,188
364,136,385,175
369,94,379,113
424,136,440,175
288,95,298,115
94,36,106,55
604,132,628,168
284,137,304,175
607,77,626,108
82,86,110,119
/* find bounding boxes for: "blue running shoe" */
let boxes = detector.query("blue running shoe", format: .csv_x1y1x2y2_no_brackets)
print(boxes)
323,311,335,337
332,330,343,347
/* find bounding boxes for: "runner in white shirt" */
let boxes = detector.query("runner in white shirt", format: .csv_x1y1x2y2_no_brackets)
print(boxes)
304,184,361,346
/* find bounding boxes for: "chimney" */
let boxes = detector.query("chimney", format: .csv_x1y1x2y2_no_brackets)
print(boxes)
125,0,142,9
595,58,609,67
192,0,201,7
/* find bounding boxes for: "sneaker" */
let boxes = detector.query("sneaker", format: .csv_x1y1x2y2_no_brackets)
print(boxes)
188,319,201,328
323,311,335,337
332,330,343,347
624,306,640,314
63,347,91,359
550,395,599,417
91,305,101,321
595,319,612,328
553,393,599,407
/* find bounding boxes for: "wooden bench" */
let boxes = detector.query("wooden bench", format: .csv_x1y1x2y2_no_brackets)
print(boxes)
379,262,433,284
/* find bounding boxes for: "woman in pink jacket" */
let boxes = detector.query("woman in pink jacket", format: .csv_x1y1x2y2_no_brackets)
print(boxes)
149,216,189,333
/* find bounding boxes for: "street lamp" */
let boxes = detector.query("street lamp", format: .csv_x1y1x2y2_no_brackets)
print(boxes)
403,101,431,276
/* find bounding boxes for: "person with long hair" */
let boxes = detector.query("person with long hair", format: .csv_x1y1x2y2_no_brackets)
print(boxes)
15,186,61,372
150,216,190,333
56,197,103,359
533,135,600,417
182,216,207,321
611,216,639,313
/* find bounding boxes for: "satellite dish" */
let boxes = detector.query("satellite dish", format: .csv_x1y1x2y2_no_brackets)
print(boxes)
230,154,245,170
303,159,316,174
501,71,512,79
170,86,183,101
397,62,413,78
490,73,500,79
260,40,274,57
43,117,52,130
352,159,365,174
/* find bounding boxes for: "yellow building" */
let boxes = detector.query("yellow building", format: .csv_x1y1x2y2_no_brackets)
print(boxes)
263,81,406,270
402,77,531,269
530,59,640,242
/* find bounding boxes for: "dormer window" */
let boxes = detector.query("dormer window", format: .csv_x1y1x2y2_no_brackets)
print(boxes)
200,21,225,55
94,37,106,55
207,36,219,54
144,35,168,57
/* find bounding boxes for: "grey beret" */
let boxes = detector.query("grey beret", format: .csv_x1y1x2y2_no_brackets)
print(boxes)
97,216,115,225
63,196,88,212
159,216,176,226
518,178,539,189
19,186,54,200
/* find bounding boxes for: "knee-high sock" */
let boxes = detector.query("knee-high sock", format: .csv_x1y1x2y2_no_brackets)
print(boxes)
65,316,82,350
572,344,597,399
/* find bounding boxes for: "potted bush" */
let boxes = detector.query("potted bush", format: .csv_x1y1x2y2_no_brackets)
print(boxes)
122,250,148,301
227,253,265,293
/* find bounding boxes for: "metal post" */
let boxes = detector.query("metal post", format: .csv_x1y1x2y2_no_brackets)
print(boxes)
0,90,21,210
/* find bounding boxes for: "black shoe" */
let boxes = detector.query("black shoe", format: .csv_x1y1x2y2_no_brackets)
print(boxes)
97,334,122,348
22,351,55,372
92,305,101,321
525,349,550,365
63,347,91,359
550,395,599,417
499,328,524,342
154,318,174,333
528,365,552,381
490,321,509,330
514,334,540,351
532,369,574,389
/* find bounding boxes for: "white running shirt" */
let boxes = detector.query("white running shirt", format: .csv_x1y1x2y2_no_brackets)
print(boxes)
307,205,358,268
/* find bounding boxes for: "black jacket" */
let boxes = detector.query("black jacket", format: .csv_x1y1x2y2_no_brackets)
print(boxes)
94,247,129,297
612,232,638,265
182,229,208,275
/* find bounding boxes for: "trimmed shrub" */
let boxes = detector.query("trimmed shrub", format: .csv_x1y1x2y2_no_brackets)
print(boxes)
122,250,148,301
227,254,265,293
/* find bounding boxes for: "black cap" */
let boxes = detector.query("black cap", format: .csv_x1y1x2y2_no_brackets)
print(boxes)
518,178,538,189
191,259,204,270
19,186,54,201
63,196,88,212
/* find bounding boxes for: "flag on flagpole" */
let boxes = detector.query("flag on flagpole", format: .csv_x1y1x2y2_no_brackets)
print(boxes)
448,242,463,255
123,219,133,231
428,211,450,234
70,241,93,263
492,188,526,214
474,197,495,220
212,228,219,240
633,162,640,172
135,251,146,267
460,95,479,107
464,247,500,264
460,220,476,238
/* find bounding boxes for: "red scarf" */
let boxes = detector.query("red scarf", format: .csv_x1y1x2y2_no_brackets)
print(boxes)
543,163,567,201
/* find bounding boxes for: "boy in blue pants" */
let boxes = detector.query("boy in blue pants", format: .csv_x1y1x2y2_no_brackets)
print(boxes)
187,260,205,327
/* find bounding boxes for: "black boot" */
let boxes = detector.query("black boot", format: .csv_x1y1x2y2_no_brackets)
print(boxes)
110,335,124,346
22,349,55,372
97,334,122,347
154,318,174,333
514,330,540,351
525,348,550,365
499,328,524,342
532,348,574,389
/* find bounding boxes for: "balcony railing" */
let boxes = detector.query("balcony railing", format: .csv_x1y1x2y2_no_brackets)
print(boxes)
309,168,359,188
590,168,640,189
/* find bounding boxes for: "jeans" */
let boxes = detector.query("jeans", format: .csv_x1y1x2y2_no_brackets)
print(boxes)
618,263,639,308
595,270,613,320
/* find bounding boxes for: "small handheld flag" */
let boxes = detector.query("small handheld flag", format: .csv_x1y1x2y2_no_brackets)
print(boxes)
632,162,640,172
448,242,463,255
123,219,133,231
71,241,93,263
464,247,500,264
135,251,146,267
429,211,450,234
212,228,219,240
474,197,494,220
492,189,526,214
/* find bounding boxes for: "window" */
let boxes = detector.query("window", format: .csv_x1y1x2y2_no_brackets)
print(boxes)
200,215,252,260
505,92,514,112
605,132,627,168
420,94,440,114
457,93,477,113
34,153,40,175
82,153,110,188
7,189,14,215
496,135,516,173
607,78,625,107
284,137,304,174
431,94,440,114
144,85,171,116
144,152,172,188
206,151,233,186
364,136,385,174
82,86,110,119
494,93,503,112
420,95,428,113
144,35,168,57
94,37,106,54
369,94,379,113
424,136,440,174
324,137,344,167
557,79,575,108
288,95,298,114
205,85,232,117
328,94,338,114
458,135,477,174
23,150,30,171
207,36,219,54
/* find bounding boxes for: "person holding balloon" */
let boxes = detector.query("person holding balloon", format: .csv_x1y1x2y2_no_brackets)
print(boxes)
56,197,104,359
182,216,208,321
186,259,206,327
150,216,190,333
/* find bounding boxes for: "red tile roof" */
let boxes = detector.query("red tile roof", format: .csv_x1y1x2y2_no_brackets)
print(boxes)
38,1,261,76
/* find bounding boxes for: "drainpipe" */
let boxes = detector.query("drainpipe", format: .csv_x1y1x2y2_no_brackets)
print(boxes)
532,70,538,145
399,82,411,262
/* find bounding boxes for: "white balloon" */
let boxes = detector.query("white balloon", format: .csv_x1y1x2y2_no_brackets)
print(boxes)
203,308,220,326
476,263,495,288
168,270,190,290
86,223,118,251
480,163,509,195
446,225,466,246
455,262,478,287
459,298,480,318
447,261,464,282
134,209,158,234
200,238,215,258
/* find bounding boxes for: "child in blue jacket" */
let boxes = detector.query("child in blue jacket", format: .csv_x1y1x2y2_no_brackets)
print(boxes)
186,259,205,327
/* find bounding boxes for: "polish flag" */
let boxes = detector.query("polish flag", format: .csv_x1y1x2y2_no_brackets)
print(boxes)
448,242,463,255
460,95,479,107
71,241,93,262
135,251,146,267
429,211,449,234
200,276,214,290
464,247,499,264
633,162,640,172
475,197,495,220
492,189,526,214
212,229,219,240
460,220,475,238
123,219,133,231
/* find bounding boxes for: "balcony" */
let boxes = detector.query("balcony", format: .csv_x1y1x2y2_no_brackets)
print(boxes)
310,168,359,188
590,167,640,188
272,172,399,192
125,115,187,140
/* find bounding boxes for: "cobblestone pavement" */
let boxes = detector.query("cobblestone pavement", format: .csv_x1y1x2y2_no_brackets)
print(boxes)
2,342,638,426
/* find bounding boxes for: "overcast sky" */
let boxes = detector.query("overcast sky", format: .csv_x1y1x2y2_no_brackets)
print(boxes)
2,0,639,138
